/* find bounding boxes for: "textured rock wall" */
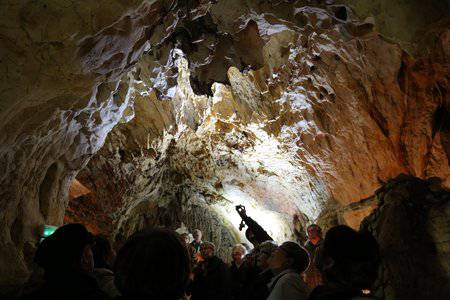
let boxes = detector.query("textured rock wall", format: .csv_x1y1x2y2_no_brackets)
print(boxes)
336,0,448,56
0,0,171,290
74,0,449,253
0,0,448,291
361,175,450,299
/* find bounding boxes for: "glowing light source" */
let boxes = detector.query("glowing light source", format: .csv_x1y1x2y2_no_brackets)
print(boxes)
213,183,294,245
39,225,58,239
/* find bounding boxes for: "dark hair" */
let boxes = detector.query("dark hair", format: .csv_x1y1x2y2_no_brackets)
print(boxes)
34,223,93,275
114,228,191,300
320,225,379,289
307,224,322,233
279,241,310,273
92,235,113,269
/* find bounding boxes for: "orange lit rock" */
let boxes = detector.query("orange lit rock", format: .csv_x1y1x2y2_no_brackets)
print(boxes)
68,179,91,199
76,2,449,249
0,0,448,294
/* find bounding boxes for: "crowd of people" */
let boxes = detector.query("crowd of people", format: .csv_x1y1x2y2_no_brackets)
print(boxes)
17,206,380,300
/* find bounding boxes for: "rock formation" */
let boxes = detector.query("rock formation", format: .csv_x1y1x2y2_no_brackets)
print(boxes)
0,0,448,296
0,0,171,290
73,0,449,258
361,175,450,299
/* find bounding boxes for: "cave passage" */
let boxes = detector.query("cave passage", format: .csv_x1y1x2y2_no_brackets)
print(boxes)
0,0,449,299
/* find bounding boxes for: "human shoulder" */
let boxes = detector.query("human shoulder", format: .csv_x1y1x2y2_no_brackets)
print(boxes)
94,268,114,276
278,272,302,283
269,272,309,300
277,272,309,293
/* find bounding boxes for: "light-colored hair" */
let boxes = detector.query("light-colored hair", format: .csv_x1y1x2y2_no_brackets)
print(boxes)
258,240,278,254
232,244,247,255
200,241,215,251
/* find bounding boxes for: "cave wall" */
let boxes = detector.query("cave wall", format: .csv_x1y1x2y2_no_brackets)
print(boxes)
336,0,448,57
361,175,450,299
0,0,171,289
0,0,448,292
74,0,449,253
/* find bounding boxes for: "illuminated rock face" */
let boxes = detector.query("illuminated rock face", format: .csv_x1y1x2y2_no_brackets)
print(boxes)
0,0,448,293
75,1,449,257
0,0,168,289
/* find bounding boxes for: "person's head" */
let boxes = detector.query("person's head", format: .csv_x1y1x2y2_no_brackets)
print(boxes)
92,235,115,269
243,247,258,267
231,244,247,264
193,229,202,242
268,241,309,274
316,225,379,290
35,223,94,277
180,233,190,245
307,224,323,242
256,240,278,270
114,228,190,300
199,241,215,259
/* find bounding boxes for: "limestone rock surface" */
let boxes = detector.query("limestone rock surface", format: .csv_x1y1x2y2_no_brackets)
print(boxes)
74,0,449,255
0,0,169,290
0,0,448,292
361,175,450,300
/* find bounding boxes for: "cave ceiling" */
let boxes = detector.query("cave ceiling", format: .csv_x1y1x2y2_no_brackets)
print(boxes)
72,0,449,241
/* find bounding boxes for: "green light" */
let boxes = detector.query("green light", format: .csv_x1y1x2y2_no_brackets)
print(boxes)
39,225,58,238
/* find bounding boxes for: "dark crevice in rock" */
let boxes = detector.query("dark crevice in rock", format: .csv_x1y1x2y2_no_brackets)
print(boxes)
10,215,23,246
190,76,215,96
432,104,450,161
118,149,127,161
333,5,348,21
368,105,389,138
397,56,408,94
431,96,449,136
38,162,59,220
